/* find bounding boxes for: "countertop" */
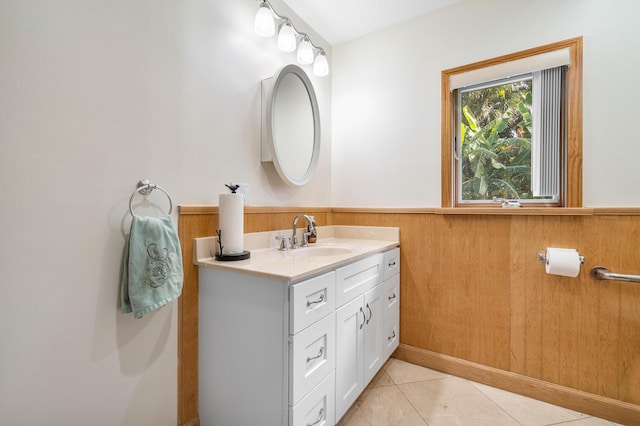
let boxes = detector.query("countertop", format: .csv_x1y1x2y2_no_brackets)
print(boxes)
194,225,400,283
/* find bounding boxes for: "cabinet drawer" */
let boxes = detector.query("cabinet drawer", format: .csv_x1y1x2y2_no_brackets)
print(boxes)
290,271,336,335
383,248,400,281
384,274,400,320
289,371,335,426
383,310,400,361
335,253,383,308
290,312,335,406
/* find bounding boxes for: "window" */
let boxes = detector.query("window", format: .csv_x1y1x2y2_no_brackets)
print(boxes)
457,67,564,204
441,38,583,207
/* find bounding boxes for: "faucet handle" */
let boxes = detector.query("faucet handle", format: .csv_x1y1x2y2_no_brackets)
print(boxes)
276,234,289,251
301,232,309,247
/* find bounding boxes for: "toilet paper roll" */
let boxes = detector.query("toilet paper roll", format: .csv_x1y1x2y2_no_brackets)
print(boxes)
219,193,244,255
545,248,581,277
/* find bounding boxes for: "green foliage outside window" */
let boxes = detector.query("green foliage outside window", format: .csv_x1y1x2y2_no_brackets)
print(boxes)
460,79,533,200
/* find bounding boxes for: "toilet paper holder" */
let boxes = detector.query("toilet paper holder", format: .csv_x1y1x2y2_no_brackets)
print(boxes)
537,251,584,265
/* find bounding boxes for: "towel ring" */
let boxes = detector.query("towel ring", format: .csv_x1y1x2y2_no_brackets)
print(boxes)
129,179,173,217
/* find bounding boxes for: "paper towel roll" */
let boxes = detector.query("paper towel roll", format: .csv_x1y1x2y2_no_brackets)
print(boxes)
219,193,244,255
545,248,581,277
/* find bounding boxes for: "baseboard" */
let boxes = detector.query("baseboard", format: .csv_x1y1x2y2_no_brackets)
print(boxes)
394,344,640,426
179,416,199,426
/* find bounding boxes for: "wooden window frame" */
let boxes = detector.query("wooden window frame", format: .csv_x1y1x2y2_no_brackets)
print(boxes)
441,37,583,208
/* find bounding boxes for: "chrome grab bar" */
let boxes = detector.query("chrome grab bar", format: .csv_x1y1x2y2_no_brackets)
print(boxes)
590,266,640,283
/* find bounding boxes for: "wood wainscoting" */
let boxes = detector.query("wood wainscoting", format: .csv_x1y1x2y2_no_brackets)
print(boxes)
177,207,640,426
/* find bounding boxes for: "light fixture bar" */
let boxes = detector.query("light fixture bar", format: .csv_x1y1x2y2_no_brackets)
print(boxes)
254,0,329,77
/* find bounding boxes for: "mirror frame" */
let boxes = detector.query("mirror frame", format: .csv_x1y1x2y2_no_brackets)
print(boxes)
261,64,321,186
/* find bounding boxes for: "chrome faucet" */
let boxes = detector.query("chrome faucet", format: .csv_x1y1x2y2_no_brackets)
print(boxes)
291,214,315,249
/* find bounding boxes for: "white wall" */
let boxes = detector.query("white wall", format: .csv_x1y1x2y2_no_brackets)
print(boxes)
0,0,330,424
332,0,640,207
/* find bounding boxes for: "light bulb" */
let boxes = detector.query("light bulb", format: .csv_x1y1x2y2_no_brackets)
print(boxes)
313,52,329,77
254,3,275,37
297,37,314,65
277,21,296,52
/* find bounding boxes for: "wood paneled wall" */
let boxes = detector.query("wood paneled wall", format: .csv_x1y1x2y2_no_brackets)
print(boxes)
332,209,640,425
178,207,640,425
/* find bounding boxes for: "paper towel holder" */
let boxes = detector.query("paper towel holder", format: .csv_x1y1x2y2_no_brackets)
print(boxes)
213,229,251,261
537,251,584,265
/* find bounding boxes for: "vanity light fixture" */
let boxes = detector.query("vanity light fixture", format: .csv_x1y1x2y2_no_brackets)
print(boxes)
254,0,329,77
313,51,329,77
277,20,296,52
254,1,275,37
296,36,314,65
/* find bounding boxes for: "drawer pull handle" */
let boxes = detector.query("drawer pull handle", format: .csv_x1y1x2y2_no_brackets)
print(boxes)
306,293,325,308
388,292,396,301
388,260,396,268
306,408,324,426
306,346,324,362
366,303,372,325
388,330,396,341
359,307,365,329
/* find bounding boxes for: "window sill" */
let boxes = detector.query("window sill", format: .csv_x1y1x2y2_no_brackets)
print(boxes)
437,207,592,216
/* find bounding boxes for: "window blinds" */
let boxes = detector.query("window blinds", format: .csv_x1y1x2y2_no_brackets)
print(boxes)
531,66,564,197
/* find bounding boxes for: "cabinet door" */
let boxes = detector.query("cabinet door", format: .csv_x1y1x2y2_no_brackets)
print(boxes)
383,308,400,361
384,273,400,320
383,248,400,281
335,253,383,308
335,296,364,421
290,271,336,334
363,283,384,385
290,312,335,406
289,371,335,426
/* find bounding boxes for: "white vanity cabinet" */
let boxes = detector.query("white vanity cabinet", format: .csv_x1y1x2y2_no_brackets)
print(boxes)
382,248,401,360
334,254,385,419
288,272,336,412
198,267,336,426
334,249,400,420
335,284,385,418
198,246,400,426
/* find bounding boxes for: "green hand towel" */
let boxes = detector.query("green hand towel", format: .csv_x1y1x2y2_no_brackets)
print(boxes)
121,215,183,319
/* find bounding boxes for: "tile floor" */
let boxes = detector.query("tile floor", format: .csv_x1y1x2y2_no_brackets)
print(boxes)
337,358,622,426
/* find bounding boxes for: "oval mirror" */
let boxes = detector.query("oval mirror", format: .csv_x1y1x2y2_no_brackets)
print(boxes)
261,64,320,186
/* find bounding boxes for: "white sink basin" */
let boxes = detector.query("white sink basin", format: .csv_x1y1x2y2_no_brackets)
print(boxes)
290,244,355,257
